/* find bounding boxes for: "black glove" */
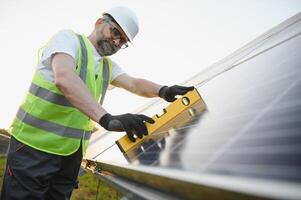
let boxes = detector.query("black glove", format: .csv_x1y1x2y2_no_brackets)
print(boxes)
159,85,195,102
99,113,155,142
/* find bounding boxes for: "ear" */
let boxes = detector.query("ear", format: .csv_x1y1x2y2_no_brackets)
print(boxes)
95,18,104,27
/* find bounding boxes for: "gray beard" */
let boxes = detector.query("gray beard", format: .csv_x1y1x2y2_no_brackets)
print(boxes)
97,39,118,56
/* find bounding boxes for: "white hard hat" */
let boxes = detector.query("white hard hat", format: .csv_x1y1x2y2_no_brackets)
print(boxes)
103,6,139,43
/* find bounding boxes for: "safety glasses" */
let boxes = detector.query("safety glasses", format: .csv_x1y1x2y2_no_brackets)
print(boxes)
105,19,129,49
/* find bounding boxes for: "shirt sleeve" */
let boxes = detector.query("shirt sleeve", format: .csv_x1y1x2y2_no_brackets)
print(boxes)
40,29,78,69
111,60,126,82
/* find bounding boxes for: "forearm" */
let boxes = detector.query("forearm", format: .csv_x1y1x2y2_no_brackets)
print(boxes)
131,78,162,98
52,53,107,122
55,72,107,122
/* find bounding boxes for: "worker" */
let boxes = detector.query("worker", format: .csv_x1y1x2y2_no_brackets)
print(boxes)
0,6,194,199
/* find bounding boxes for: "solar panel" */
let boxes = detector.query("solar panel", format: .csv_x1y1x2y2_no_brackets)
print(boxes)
83,13,301,199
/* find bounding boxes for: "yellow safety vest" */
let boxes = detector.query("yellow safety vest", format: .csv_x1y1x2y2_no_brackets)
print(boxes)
9,32,112,156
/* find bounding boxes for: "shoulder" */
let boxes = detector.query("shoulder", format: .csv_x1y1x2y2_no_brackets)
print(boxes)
110,60,126,81
111,60,122,69
50,29,78,46
43,29,79,60
53,29,77,39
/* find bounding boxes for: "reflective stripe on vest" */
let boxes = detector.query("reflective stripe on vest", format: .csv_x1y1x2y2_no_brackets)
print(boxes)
77,34,88,82
76,34,110,104
16,107,92,140
100,58,109,105
29,83,73,107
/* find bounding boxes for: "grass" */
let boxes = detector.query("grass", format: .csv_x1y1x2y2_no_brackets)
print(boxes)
0,155,121,200
71,171,122,200
0,155,6,190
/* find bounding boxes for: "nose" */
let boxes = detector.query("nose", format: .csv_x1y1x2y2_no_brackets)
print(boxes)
112,38,121,47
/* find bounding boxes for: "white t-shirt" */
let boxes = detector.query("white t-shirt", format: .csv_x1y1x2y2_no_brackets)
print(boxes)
37,29,125,83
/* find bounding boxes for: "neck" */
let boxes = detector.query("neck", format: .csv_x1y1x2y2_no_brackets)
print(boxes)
87,32,98,49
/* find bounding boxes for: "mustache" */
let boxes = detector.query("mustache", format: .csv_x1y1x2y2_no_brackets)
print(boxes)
97,39,118,56
97,40,117,51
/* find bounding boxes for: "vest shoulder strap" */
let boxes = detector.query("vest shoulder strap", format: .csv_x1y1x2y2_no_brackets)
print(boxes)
100,57,110,104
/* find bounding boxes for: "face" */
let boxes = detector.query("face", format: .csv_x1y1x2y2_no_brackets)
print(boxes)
95,18,128,56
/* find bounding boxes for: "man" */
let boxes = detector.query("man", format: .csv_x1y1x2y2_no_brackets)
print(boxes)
1,6,194,199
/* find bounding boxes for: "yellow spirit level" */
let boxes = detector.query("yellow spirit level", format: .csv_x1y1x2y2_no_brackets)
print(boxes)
116,88,206,153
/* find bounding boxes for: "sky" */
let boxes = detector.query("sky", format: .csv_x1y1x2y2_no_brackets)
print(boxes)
0,0,300,129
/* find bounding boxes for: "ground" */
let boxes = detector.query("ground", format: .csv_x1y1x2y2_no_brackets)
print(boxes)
0,155,121,200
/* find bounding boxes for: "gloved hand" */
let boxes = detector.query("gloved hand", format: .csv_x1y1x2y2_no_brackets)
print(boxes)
99,113,155,142
159,85,195,102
